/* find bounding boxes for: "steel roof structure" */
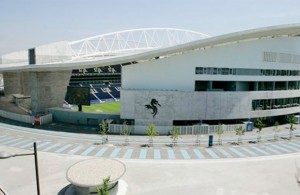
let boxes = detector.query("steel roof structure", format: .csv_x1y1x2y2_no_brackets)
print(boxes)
1,24,300,72
69,28,210,60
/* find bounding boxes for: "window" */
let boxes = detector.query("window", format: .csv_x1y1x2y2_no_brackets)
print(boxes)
252,97,300,110
222,68,229,75
195,66,300,77
218,68,222,74
195,67,203,74
233,69,236,75
213,68,218,74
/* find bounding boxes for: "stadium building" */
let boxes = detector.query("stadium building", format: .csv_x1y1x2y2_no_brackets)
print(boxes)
1,24,300,134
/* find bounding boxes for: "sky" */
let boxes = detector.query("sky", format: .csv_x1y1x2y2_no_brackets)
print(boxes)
1,0,300,57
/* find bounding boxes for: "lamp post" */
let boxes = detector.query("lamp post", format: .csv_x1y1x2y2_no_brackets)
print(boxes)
0,142,40,195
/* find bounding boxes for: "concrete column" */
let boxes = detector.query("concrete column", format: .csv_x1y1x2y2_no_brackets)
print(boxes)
3,71,32,97
20,71,31,96
207,81,213,90
3,72,22,98
30,70,72,115
0,73,3,86
254,82,258,91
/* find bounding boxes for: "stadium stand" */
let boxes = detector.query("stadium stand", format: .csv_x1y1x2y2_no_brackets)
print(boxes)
109,86,120,99
66,65,121,104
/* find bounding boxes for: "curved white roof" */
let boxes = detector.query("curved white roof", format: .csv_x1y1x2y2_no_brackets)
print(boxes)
69,28,210,60
1,23,300,72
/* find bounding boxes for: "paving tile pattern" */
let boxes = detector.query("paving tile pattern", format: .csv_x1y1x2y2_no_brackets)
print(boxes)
1,133,300,160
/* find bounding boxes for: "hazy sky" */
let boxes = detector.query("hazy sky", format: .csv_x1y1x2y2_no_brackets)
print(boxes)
1,0,300,56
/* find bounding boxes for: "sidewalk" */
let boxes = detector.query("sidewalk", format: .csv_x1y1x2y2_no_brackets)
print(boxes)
1,144,300,195
1,122,300,160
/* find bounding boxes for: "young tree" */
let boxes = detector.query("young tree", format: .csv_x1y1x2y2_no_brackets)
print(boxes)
286,115,297,139
96,176,110,195
121,121,131,145
255,118,265,142
216,123,224,145
99,120,109,144
273,121,280,140
170,126,180,146
235,126,245,144
195,129,201,146
146,122,159,146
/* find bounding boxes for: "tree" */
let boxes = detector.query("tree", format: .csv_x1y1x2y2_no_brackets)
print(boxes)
98,120,109,144
216,123,224,145
286,115,297,139
96,176,110,195
121,121,131,145
195,128,201,146
255,118,265,142
273,121,280,140
170,126,180,146
146,122,159,146
235,126,245,144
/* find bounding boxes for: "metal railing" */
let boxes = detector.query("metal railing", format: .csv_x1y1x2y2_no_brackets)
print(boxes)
103,129,300,146
109,123,246,135
0,109,52,125
1,122,298,147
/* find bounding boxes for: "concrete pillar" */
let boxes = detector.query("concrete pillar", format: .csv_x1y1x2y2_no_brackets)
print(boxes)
30,70,71,115
207,81,213,90
20,71,31,96
254,82,258,91
3,72,22,98
3,71,32,99
0,73,3,86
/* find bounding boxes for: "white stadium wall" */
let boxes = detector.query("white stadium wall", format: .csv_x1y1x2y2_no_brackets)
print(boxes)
1,50,28,65
1,24,300,131
34,41,72,64
121,36,300,131
121,89,300,120
122,36,300,91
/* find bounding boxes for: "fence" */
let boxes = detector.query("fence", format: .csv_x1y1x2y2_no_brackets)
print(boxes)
109,124,135,134
0,109,52,125
0,109,32,124
109,123,246,135
39,114,53,125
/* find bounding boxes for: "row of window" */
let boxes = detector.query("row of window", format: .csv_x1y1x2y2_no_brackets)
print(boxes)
263,51,300,64
195,67,236,75
195,67,300,76
257,81,300,91
261,69,300,76
252,97,300,111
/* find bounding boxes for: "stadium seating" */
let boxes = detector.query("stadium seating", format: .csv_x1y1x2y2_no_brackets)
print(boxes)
109,86,120,98
90,84,121,102
67,65,122,104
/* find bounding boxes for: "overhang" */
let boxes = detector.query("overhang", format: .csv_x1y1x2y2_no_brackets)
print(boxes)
1,23,300,72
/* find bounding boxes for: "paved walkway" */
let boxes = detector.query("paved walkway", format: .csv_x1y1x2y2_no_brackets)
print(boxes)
1,122,300,160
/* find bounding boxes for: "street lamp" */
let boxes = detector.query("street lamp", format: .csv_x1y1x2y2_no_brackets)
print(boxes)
0,142,40,195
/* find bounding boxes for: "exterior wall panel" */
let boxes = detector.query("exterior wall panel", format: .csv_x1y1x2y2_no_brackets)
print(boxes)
121,89,300,122
122,37,300,91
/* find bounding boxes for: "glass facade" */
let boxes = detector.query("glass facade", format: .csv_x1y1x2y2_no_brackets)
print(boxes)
195,67,300,76
252,97,300,111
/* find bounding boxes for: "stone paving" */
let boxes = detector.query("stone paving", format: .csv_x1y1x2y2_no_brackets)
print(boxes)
1,122,300,195
1,122,300,160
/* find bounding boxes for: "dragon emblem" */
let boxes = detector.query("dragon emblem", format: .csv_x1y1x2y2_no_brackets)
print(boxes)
145,98,161,118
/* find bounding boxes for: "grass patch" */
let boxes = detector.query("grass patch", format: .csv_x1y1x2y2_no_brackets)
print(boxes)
72,101,120,113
